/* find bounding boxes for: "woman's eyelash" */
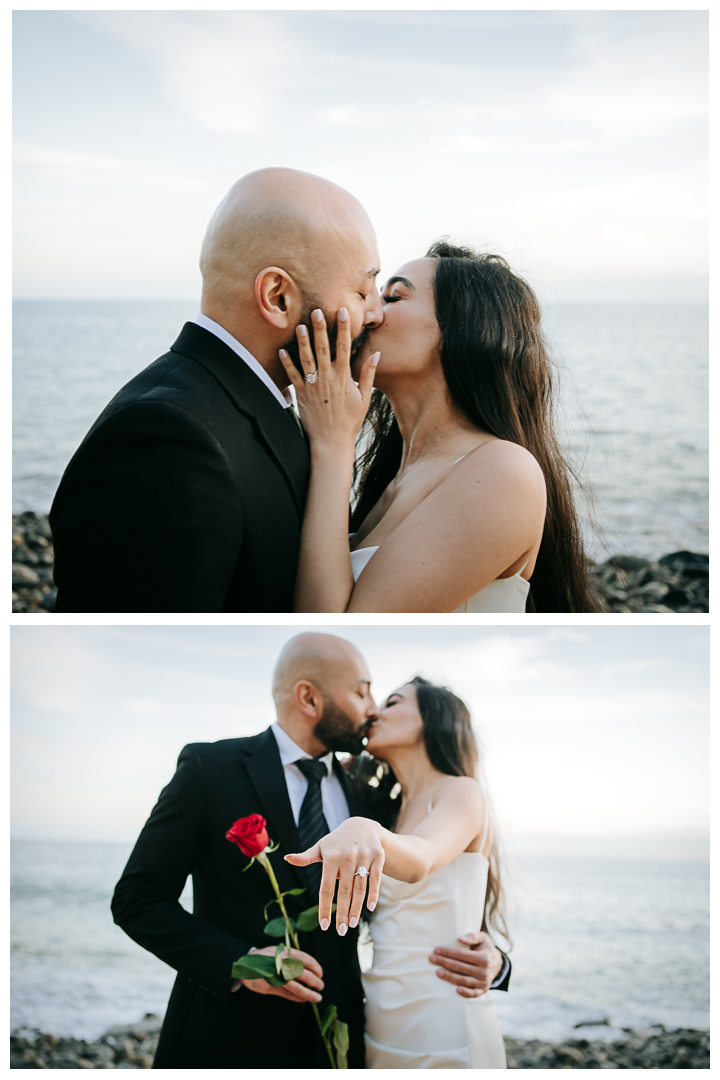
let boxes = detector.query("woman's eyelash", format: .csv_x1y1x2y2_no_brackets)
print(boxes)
382,295,401,304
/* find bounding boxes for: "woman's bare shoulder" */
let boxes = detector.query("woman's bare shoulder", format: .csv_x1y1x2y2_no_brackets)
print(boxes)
461,438,546,489
435,775,485,807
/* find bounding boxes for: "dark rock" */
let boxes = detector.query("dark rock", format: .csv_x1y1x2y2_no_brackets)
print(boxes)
504,1027,709,1069
589,551,708,613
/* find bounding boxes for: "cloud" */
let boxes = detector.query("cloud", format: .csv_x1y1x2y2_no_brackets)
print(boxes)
73,11,298,135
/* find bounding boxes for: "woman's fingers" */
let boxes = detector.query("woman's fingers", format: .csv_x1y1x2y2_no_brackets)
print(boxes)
366,851,384,912
284,843,322,866
358,351,380,406
347,869,367,929
295,322,317,378
334,306,352,372
317,861,340,930
333,859,356,935
310,309,333,375
278,347,303,390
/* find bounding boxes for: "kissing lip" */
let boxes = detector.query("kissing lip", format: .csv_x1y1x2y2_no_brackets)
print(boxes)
361,720,376,742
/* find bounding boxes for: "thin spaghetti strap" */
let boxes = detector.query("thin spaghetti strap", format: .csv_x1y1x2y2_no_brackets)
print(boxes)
427,800,433,815
478,799,491,853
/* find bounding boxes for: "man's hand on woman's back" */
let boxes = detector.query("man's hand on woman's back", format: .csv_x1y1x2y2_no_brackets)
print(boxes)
429,932,504,996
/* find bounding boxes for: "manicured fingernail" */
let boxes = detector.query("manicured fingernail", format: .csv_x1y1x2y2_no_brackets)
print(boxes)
279,349,287,359
312,309,323,323
368,901,376,911
371,351,381,365
349,917,358,929
338,923,347,937
320,918,329,931
338,307,348,322
298,325,308,338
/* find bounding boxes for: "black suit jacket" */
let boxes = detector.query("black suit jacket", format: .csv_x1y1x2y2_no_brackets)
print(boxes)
111,729,366,1069
50,323,309,612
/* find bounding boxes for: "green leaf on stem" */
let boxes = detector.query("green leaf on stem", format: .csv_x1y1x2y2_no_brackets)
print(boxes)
231,954,285,986
280,957,305,980
320,1004,337,1036
282,888,306,897
264,916,295,937
296,903,336,932
332,1019,350,1069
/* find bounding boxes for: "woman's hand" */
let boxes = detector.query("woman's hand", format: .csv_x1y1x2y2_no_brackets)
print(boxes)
278,307,380,455
285,816,385,934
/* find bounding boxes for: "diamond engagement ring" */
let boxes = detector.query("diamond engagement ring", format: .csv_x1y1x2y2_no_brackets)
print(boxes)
354,866,368,878
305,371,318,384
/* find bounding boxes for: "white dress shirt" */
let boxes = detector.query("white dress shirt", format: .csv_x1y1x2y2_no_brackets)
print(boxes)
194,313,296,411
271,723,350,833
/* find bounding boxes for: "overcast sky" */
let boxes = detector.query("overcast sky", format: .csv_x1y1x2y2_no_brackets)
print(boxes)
11,625,708,855
13,10,707,303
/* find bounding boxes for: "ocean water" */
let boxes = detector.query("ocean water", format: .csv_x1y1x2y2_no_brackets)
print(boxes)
10,841,709,1044
12,301,708,561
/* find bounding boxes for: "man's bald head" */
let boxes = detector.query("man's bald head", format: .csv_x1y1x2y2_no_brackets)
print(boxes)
272,633,376,757
200,168,376,307
272,632,368,704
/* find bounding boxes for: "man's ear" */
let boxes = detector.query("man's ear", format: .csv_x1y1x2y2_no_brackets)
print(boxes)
294,680,323,719
255,266,302,330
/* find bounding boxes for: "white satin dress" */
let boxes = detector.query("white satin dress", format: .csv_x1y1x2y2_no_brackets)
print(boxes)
362,809,507,1069
350,546,529,612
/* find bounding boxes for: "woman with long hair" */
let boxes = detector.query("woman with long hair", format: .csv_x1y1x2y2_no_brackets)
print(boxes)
287,677,508,1069
279,241,599,612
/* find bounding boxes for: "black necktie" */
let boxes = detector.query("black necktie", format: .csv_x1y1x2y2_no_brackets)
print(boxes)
295,758,329,893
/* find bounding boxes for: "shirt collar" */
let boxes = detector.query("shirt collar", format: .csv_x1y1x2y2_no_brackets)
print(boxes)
194,313,294,410
271,722,335,773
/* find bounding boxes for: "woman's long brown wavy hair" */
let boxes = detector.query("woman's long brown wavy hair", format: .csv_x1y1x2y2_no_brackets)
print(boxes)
350,676,510,945
350,240,600,612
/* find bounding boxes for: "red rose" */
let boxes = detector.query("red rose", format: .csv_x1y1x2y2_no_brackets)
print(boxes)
226,814,269,858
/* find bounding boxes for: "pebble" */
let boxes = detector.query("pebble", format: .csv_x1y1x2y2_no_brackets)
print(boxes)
9,1020,709,1069
11,513,709,614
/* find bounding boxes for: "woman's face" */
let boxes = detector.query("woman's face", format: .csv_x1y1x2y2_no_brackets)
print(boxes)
364,682,424,758
352,258,440,383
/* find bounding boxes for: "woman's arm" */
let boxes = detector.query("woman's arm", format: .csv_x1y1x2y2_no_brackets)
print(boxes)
279,309,379,612
285,777,486,934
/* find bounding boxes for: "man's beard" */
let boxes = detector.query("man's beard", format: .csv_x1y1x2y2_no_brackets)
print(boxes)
313,695,369,756
282,292,371,376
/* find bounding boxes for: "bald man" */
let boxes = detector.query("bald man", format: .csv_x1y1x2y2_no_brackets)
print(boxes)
111,635,509,1069
50,169,383,612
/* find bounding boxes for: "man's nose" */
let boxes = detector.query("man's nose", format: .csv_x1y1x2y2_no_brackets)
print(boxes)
366,696,379,718
363,283,384,328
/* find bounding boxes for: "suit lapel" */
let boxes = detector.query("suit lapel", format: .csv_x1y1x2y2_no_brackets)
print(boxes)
248,374,310,520
171,322,309,518
240,728,305,892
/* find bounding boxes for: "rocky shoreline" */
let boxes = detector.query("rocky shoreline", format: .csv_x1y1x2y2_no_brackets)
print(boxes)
12,511,709,614
9,1018,710,1068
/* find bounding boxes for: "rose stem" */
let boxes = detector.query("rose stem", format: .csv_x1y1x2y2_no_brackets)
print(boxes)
259,852,337,1069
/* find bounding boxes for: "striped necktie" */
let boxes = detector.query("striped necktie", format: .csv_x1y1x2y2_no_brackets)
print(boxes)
295,758,329,893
